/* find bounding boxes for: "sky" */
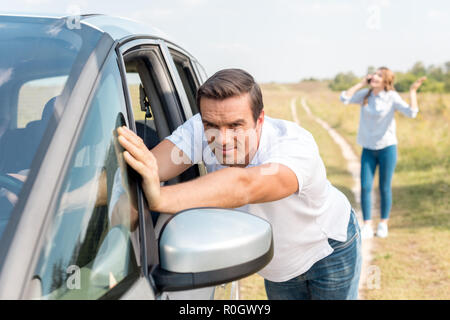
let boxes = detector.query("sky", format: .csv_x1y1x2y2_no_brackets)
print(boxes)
1,0,449,82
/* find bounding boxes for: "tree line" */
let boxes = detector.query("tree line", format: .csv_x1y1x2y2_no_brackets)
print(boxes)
328,62,450,93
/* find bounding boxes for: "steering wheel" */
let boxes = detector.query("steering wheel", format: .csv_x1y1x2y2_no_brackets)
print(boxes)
0,174,24,195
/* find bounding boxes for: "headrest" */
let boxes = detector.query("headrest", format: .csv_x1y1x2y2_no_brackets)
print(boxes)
42,96,57,121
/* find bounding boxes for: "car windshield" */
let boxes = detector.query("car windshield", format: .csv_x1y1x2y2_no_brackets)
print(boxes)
0,15,102,239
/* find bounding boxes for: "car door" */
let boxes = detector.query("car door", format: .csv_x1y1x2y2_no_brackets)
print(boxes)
166,46,240,300
23,51,155,300
117,39,218,299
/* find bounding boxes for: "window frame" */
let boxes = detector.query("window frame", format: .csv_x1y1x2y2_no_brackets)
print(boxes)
118,39,188,294
169,48,201,115
117,39,206,295
115,44,161,286
165,42,207,85
119,38,194,122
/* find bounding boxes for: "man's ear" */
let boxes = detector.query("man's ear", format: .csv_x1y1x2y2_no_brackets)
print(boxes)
257,110,264,127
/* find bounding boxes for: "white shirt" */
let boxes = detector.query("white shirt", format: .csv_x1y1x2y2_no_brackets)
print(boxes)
340,89,418,150
166,114,351,282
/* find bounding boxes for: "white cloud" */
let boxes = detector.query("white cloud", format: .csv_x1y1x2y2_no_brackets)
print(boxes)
291,1,357,16
24,0,54,4
180,0,207,6
212,42,252,54
129,8,174,24
427,9,448,19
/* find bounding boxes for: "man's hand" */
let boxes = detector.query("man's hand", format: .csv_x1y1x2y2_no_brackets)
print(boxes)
117,126,161,210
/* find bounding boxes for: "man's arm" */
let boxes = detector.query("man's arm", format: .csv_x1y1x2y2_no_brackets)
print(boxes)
117,126,299,214
152,164,299,214
118,126,193,182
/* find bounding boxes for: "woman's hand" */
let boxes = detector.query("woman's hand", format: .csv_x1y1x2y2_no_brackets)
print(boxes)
343,75,372,100
409,77,426,110
117,126,162,210
361,74,373,86
410,76,427,92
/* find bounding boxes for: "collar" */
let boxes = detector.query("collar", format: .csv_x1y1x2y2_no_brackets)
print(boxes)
371,90,387,98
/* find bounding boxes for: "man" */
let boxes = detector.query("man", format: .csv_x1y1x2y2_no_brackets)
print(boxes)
117,69,362,300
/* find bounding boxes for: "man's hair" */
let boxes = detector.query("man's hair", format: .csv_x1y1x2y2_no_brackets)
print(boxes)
196,68,264,123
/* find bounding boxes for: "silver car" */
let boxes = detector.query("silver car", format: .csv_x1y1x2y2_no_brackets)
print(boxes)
0,14,273,300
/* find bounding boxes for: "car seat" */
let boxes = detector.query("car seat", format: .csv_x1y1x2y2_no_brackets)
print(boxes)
0,96,56,173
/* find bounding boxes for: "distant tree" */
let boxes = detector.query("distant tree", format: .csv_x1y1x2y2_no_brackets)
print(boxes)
301,77,318,82
410,61,427,76
367,66,376,75
329,72,359,91
330,62,450,93
394,72,417,92
420,79,445,93
445,61,450,74
444,77,450,92
427,65,445,81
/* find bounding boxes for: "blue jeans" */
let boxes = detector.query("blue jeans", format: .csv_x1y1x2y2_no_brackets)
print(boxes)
264,209,362,300
361,145,397,221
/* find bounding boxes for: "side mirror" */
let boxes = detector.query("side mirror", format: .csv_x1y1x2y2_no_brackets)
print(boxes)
151,208,273,292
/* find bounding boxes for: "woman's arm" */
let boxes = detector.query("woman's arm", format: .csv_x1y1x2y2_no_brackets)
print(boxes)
343,78,368,99
409,76,427,110
340,75,371,104
392,77,426,118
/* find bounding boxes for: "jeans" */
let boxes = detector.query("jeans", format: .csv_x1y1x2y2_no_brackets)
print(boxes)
264,209,362,300
361,145,397,221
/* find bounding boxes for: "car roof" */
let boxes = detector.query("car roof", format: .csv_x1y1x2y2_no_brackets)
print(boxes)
0,13,192,57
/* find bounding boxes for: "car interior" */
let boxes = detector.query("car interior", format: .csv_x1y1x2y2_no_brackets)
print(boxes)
0,96,56,174
123,48,200,231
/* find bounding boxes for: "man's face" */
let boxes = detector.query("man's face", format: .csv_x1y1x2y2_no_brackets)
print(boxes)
200,93,264,167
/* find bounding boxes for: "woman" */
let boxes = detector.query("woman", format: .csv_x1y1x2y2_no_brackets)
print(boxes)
340,67,426,239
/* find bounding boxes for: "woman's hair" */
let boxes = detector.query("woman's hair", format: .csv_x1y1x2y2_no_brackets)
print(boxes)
363,67,395,106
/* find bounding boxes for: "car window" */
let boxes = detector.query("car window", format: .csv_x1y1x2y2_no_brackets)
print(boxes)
192,60,208,84
31,54,141,300
123,45,202,229
124,48,172,139
170,50,200,115
17,76,68,128
0,16,102,240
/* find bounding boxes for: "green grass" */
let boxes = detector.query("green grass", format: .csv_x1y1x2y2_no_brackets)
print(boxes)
293,82,450,299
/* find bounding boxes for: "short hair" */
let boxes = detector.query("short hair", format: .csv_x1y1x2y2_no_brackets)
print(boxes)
196,68,264,122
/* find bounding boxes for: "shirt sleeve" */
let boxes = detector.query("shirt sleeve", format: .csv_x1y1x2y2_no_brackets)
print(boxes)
164,113,204,164
340,88,370,105
392,91,418,118
259,134,319,194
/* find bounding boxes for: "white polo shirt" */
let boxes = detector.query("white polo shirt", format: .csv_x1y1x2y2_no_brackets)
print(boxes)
165,114,351,282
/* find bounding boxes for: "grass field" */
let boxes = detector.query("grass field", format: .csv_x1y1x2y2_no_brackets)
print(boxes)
239,81,450,300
